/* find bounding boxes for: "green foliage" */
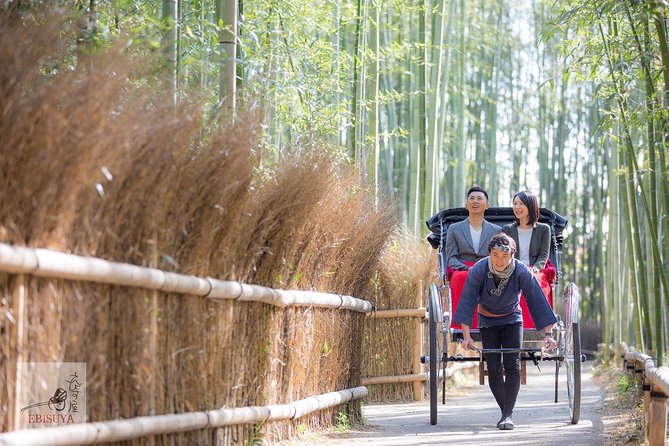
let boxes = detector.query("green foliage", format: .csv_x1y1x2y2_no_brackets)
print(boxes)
237,0,356,152
545,0,669,360
243,423,265,446
617,373,632,395
333,410,352,432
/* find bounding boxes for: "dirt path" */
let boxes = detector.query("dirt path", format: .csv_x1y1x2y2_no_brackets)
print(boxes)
286,362,624,445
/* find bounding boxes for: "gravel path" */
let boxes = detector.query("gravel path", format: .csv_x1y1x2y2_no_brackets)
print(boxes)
286,362,617,445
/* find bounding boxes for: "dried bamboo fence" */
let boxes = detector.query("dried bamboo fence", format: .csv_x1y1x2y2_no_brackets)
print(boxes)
622,346,669,446
0,243,371,444
1,11,426,444
0,241,475,444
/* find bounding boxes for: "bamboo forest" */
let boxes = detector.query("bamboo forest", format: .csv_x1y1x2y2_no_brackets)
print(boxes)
1,0,669,441
5,0,669,359
85,0,669,364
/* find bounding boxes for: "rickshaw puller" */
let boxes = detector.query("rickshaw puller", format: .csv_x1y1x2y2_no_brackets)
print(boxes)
453,233,558,430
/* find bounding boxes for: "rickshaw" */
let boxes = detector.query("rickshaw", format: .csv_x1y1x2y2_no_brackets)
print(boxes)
422,207,584,426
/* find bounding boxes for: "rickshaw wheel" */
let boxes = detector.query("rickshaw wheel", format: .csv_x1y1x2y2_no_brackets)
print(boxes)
563,283,582,424
428,305,438,425
566,320,582,424
427,283,442,425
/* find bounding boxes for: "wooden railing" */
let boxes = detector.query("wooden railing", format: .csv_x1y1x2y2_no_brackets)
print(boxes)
0,242,371,444
0,243,372,312
622,346,669,446
0,387,367,446
0,242,460,441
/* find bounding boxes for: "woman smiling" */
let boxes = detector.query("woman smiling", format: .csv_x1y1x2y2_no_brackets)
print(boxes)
502,190,551,272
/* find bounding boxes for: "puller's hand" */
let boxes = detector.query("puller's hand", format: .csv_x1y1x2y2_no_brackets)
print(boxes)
544,336,558,350
461,337,475,351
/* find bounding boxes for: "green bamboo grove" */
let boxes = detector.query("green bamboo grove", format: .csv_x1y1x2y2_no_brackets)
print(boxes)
6,0,669,363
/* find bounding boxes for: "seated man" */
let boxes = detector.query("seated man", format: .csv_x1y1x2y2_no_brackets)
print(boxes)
444,186,502,328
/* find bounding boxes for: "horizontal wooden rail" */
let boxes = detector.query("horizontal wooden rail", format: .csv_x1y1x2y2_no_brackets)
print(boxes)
0,386,368,446
623,347,669,446
362,363,476,386
362,373,426,385
367,308,427,319
0,243,372,313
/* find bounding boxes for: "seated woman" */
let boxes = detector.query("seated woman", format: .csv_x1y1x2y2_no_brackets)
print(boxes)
502,190,554,328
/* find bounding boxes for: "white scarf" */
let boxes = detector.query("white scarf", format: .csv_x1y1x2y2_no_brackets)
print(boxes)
487,257,515,296
487,257,515,279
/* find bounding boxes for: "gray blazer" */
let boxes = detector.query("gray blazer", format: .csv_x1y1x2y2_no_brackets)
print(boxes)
501,222,551,270
445,218,502,270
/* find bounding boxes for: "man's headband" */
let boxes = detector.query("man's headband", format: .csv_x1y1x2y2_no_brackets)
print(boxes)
490,241,515,253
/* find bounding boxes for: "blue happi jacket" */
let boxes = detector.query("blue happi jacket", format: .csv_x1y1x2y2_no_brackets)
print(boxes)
452,258,557,330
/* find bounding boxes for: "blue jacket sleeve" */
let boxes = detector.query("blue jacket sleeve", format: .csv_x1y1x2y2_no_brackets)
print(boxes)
518,265,557,330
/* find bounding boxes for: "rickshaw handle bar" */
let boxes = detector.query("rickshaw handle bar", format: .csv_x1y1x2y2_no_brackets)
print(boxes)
468,346,551,354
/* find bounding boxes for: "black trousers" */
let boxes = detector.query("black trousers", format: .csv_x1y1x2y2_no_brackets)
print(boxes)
480,322,523,418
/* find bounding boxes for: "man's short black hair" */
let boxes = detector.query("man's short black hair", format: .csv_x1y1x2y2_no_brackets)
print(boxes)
466,186,489,201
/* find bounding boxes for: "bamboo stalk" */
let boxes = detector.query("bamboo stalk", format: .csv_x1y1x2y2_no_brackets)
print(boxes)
0,243,372,313
367,308,426,319
161,0,178,106
217,0,238,113
0,387,368,446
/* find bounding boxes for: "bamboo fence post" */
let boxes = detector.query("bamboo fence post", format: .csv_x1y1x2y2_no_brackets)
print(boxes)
647,389,667,446
643,375,651,436
623,347,669,444
633,360,644,394
148,236,159,444
8,274,26,431
412,280,423,401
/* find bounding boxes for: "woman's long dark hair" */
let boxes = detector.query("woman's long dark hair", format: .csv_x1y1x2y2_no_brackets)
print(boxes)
513,190,539,226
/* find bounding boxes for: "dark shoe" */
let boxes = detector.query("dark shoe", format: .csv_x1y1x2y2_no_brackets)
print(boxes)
496,417,504,429
499,417,514,430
